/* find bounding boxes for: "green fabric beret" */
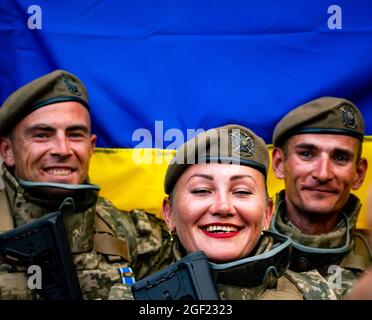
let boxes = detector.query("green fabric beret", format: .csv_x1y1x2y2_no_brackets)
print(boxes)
272,97,365,147
164,124,269,195
0,69,89,135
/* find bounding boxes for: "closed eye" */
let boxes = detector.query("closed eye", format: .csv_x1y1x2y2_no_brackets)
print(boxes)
233,190,252,196
190,188,211,195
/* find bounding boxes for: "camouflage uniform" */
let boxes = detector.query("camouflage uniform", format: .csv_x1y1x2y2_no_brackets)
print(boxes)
271,190,372,298
0,165,172,300
170,232,337,300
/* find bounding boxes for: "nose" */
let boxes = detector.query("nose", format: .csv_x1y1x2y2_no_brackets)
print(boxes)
312,155,333,182
50,135,73,158
210,190,235,217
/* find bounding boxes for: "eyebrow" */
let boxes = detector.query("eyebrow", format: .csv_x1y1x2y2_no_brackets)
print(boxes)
187,174,214,182
25,124,55,135
295,143,355,156
230,174,256,183
187,174,257,183
25,123,90,135
66,125,90,134
294,143,318,150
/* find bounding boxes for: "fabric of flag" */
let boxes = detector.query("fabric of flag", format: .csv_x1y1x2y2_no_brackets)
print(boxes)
1,1,371,228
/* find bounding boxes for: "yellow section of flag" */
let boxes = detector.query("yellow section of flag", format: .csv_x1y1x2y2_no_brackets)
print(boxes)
90,137,372,229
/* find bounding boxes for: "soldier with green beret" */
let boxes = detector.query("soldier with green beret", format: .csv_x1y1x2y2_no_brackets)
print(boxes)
138,124,338,300
0,70,172,299
270,97,371,298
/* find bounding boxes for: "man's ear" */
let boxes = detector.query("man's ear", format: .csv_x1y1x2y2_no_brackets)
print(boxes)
0,137,15,166
352,157,368,190
272,147,286,179
162,197,176,232
89,134,97,156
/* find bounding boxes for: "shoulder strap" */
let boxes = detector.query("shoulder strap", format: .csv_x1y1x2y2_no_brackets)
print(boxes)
341,229,372,271
93,214,131,263
0,188,14,232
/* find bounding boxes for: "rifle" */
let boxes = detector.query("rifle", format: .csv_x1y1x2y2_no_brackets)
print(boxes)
0,198,83,300
131,251,219,300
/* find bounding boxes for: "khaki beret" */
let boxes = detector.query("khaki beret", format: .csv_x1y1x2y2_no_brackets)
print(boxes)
0,70,89,135
272,97,364,147
164,124,269,195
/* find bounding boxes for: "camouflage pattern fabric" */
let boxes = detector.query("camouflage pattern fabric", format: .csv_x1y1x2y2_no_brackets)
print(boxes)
284,270,338,300
0,166,173,300
272,190,370,297
107,283,134,300
217,271,338,300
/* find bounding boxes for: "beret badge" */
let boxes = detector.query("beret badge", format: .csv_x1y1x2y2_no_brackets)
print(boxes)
340,105,357,129
62,75,81,96
231,130,255,158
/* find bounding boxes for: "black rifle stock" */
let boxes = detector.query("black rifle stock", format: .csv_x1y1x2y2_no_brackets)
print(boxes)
131,251,219,300
0,201,82,300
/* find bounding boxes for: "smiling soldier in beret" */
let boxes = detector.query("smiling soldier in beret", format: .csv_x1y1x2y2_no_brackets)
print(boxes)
270,97,371,298
149,124,338,300
0,70,172,300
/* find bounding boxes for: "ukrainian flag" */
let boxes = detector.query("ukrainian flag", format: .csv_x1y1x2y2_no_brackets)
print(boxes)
1,1,371,228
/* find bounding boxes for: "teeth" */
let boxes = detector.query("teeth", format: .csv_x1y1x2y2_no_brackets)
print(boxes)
205,225,238,233
47,169,72,176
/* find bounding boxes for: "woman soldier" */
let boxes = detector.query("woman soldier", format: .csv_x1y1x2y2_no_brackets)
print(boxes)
140,124,338,300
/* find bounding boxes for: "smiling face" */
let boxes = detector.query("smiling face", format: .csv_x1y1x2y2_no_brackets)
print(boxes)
272,134,367,218
162,163,273,263
0,101,96,184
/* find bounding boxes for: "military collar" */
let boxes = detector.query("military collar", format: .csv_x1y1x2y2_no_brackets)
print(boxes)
1,165,97,254
2,164,100,213
17,178,100,212
270,190,361,271
173,231,291,290
209,231,291,289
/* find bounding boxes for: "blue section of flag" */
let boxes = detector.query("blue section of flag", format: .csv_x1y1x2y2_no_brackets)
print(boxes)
1,1,372,147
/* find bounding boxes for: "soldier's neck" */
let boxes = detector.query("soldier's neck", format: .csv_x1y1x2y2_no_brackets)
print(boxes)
284,200,341,235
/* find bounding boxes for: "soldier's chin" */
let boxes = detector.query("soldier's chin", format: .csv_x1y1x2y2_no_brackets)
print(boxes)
302,204,338,216
48,177,76,184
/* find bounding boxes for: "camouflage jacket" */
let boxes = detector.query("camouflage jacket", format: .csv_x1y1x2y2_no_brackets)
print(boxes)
171,233,337,300
0,166,172,300
270,190,372,298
